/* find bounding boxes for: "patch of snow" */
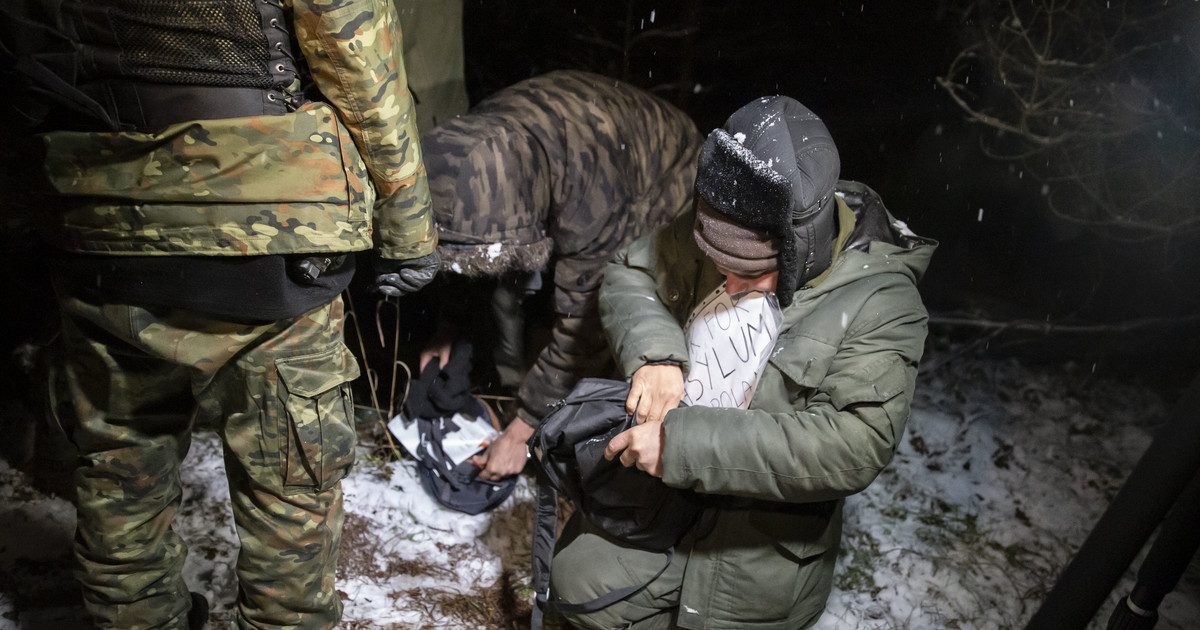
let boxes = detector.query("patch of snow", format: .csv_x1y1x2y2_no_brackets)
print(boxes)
2,345,1197,629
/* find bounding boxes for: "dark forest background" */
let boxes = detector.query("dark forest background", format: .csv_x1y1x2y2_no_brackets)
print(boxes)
1,0,1198,429
0,4,1195,625
457,0,1200,385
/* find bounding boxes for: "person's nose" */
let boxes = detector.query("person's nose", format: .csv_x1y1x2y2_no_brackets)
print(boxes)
725,276,748,295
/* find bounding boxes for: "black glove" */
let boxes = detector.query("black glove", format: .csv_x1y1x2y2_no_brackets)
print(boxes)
371,251,441,297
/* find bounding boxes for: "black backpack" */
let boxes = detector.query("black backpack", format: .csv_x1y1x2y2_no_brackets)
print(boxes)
527,378,703,628
407,398,518,516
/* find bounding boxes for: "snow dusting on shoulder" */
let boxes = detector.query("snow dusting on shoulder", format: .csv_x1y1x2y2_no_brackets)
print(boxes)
486,242,503,262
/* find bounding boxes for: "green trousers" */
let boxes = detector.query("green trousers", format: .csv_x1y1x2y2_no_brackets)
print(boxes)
54,294,359,629
550,515,687,630
550,508,835,630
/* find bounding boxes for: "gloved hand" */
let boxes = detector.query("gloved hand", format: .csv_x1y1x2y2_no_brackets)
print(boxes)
371,251,441,297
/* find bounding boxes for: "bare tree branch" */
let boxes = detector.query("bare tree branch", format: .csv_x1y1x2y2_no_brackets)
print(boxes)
930,313,1200,336
938,0,1200,238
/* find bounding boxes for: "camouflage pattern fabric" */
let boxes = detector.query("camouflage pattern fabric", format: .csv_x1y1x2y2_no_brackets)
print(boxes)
39,103,374,256
421,70,703,425
25,1,431,627
55,293,358,629
292,0,435,261
36,0,435,261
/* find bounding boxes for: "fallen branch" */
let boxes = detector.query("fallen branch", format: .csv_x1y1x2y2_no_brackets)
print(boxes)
929,313,1200,336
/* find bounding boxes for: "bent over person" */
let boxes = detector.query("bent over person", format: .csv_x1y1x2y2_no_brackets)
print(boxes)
417,70,702,482
4,0,437,627
550,96,937,628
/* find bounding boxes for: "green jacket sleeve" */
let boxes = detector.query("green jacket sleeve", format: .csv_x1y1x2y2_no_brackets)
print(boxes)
661,279,929,504
292,0,435,259
599,210,716,378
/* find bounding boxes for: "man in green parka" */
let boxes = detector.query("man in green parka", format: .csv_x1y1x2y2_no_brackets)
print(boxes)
549,96,936,629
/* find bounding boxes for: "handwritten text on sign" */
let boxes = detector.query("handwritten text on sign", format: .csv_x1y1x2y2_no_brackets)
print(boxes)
682,286,782,409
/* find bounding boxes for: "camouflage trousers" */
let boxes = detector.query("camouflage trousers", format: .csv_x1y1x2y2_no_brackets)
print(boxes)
52,292,360,629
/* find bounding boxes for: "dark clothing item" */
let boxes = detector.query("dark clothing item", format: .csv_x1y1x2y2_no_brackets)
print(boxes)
410,398,518,515
695,97,842,306
49,251,354,322
404,339,478,419
8,0,299,133
529,379,703,628
692,197,779,275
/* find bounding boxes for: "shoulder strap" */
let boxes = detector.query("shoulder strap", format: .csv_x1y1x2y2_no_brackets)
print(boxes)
529,466,559,630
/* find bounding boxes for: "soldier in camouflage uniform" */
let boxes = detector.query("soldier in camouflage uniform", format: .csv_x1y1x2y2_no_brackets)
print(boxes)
3,0,436,627
418,70,702,482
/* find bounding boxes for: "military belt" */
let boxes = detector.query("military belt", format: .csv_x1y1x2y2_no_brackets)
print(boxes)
85,80,292,132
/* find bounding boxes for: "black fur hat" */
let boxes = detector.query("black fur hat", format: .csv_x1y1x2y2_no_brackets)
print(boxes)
694,96,840,306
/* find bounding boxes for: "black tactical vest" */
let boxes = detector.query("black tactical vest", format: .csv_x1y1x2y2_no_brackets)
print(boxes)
2,0,306,132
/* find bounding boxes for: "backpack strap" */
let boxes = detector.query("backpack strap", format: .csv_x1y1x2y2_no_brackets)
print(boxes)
530,464,675,629
530,465,559,630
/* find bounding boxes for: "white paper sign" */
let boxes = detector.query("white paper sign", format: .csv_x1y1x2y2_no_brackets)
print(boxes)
682,286,782,409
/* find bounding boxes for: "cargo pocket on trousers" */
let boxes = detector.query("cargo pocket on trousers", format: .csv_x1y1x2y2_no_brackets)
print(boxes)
276,343,360,494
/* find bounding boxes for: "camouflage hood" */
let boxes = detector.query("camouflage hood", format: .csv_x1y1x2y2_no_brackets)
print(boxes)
421,70,702,279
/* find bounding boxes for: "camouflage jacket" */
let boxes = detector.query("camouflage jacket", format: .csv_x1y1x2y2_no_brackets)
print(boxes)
421,70,703,425
35,0,434,260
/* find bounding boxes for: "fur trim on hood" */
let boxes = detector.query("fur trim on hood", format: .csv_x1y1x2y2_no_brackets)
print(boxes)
436,237,554,278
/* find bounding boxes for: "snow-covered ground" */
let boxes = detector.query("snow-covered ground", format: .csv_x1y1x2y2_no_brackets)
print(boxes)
1,341,1198,629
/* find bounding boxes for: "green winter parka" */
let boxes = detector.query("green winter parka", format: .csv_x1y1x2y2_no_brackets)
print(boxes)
599,181,936,629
